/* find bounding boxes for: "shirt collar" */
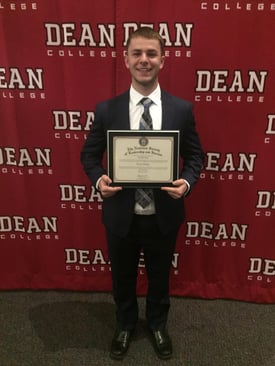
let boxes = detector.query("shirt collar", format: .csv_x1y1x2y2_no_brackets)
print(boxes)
130,84,161,106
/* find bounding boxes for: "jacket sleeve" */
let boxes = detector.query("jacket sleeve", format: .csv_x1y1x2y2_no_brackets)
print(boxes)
179,103,205,193
80,102,108,186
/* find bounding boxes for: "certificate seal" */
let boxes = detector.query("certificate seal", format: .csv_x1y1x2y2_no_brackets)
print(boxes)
139,137,148,146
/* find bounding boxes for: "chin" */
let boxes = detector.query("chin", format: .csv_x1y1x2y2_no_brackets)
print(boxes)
137,77,153,85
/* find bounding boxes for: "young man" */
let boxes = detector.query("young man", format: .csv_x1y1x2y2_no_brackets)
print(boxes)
81,27,204,360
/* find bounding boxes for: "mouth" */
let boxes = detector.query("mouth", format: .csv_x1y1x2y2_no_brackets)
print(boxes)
137,67,151,73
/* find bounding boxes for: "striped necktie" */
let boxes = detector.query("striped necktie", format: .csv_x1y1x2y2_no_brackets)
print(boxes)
139,97,153,130
135,98,154,208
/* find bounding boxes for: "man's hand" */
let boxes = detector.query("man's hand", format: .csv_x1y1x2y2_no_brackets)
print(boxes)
98,174,122,198
161,179,188,199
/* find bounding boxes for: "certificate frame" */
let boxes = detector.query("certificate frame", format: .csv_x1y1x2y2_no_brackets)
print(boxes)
107,130,180,187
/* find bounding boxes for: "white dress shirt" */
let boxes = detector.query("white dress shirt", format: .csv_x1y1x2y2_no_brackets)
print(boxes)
129,85,162,131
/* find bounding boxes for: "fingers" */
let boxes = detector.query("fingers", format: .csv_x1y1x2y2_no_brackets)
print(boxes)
161,179,187,199
99,176,186,199
99,174,122,198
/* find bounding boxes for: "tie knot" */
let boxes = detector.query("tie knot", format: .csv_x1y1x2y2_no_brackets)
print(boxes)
140,97,153,109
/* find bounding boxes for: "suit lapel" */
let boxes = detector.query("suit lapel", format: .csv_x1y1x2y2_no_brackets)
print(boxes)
161,90,174,130
115,90,130,130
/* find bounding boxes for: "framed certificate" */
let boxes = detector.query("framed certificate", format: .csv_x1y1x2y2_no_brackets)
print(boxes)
107,130,180,187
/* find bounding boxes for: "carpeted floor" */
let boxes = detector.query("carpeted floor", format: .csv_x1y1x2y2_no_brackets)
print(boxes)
0,291,275,366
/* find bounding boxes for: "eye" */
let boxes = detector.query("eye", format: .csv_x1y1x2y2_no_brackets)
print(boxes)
132,51,141,57
147,51,158,58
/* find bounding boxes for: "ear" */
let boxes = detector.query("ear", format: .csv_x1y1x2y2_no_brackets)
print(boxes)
124,52,130,69
160,55,165,70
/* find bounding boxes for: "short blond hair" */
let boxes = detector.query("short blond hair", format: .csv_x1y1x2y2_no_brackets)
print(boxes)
126,26,165,54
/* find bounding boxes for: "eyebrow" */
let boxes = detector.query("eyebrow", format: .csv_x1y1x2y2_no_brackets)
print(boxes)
130,48,159,53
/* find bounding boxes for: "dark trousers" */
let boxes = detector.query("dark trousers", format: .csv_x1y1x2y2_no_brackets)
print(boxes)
106,214,180,332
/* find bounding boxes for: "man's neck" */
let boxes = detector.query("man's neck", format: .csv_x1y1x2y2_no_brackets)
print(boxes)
131,82,159,96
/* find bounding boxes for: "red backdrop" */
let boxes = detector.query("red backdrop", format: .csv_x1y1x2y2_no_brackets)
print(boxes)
1,0,275,302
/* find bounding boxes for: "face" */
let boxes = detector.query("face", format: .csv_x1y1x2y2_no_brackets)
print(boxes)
125,36,165,94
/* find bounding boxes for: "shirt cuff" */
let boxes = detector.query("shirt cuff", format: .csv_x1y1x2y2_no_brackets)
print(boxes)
96,177,102,191
182,179,190,196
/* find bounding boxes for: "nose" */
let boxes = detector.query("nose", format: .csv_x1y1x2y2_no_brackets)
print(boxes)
140,52,149,63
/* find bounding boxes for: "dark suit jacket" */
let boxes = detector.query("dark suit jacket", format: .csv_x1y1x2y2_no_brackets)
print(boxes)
81,89,204,237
